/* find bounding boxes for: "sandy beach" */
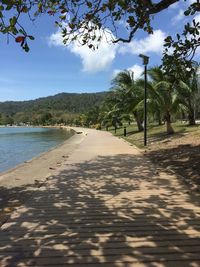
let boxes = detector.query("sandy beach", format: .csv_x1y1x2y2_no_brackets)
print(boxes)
0,127,86,218
0,127,85,188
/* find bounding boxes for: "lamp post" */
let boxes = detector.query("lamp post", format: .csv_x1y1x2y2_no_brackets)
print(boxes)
139,54,149,146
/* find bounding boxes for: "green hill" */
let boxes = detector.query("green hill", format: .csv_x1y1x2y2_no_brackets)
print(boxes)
0,92,108,115
0,92,108,125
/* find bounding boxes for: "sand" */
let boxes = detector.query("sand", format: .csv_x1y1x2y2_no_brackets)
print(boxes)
0,127,86,189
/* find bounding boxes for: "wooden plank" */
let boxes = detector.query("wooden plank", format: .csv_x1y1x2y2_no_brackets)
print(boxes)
2,252,200,266
1,129,200,266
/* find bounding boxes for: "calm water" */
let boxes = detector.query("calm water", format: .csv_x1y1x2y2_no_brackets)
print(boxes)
0,127,73,173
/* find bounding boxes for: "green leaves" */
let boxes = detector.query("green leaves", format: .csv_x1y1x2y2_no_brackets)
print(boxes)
24,43,29,52
28,35,35,41
127,16,135,27
10,16,17,26
163,10,200,79
0,0,199,57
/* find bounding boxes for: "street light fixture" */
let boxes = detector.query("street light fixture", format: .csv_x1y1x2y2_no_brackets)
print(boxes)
139,54,149,146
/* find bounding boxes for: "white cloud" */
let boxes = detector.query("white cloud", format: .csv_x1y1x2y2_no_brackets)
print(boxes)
112,64,143,81
112,69,121,79
49,27,118,73
128,64,143,80
69,39,117,73
171,9,185,24
119,30,167,56
49,31,64,47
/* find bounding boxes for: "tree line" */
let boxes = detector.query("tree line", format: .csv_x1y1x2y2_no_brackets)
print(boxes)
79,63,200,134
1,65,199,133
0,92,107,126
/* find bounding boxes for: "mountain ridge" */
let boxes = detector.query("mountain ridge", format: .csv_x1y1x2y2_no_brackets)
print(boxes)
0,92,108,115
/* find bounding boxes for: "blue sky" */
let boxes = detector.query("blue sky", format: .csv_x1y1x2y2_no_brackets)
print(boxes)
0,0,198,101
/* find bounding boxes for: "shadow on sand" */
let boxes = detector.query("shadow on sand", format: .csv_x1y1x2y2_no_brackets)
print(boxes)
148,143,200,191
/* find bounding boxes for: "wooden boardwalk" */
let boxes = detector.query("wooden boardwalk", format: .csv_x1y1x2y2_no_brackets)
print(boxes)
1,129,200,266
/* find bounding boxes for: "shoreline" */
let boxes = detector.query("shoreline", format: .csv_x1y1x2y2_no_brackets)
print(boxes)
0,127,86,188
0,126,87,225
0,125,75,176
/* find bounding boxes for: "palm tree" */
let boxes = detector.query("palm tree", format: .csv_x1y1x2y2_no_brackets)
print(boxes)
136,79,164,126
111,70,144,132
175,65,200,125
148,67,177,134
99,92,122,129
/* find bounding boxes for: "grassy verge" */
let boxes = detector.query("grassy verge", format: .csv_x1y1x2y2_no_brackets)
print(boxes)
106,122,200,149
104,121,200,192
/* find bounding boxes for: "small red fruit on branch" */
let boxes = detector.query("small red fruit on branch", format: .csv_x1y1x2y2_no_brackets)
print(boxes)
15,36,25,43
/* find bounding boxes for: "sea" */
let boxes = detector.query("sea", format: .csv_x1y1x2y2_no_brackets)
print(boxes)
0,127,73,173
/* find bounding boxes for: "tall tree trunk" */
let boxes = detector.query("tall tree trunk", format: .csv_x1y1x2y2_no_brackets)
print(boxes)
156,111,162,125
165,112,174,134
133,111,143,132
157,113,162,125
188,110,196,126
158,118,162,125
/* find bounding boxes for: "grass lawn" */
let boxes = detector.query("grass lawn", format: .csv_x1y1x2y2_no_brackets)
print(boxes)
107,122,200,149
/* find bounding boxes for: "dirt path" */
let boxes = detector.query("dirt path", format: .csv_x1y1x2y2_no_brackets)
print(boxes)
0,128,200,266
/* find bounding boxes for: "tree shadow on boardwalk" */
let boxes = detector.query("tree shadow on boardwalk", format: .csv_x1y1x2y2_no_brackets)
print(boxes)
0,154,200,266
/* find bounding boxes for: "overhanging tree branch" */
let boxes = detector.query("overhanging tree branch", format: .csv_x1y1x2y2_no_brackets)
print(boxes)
149,0,179,14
